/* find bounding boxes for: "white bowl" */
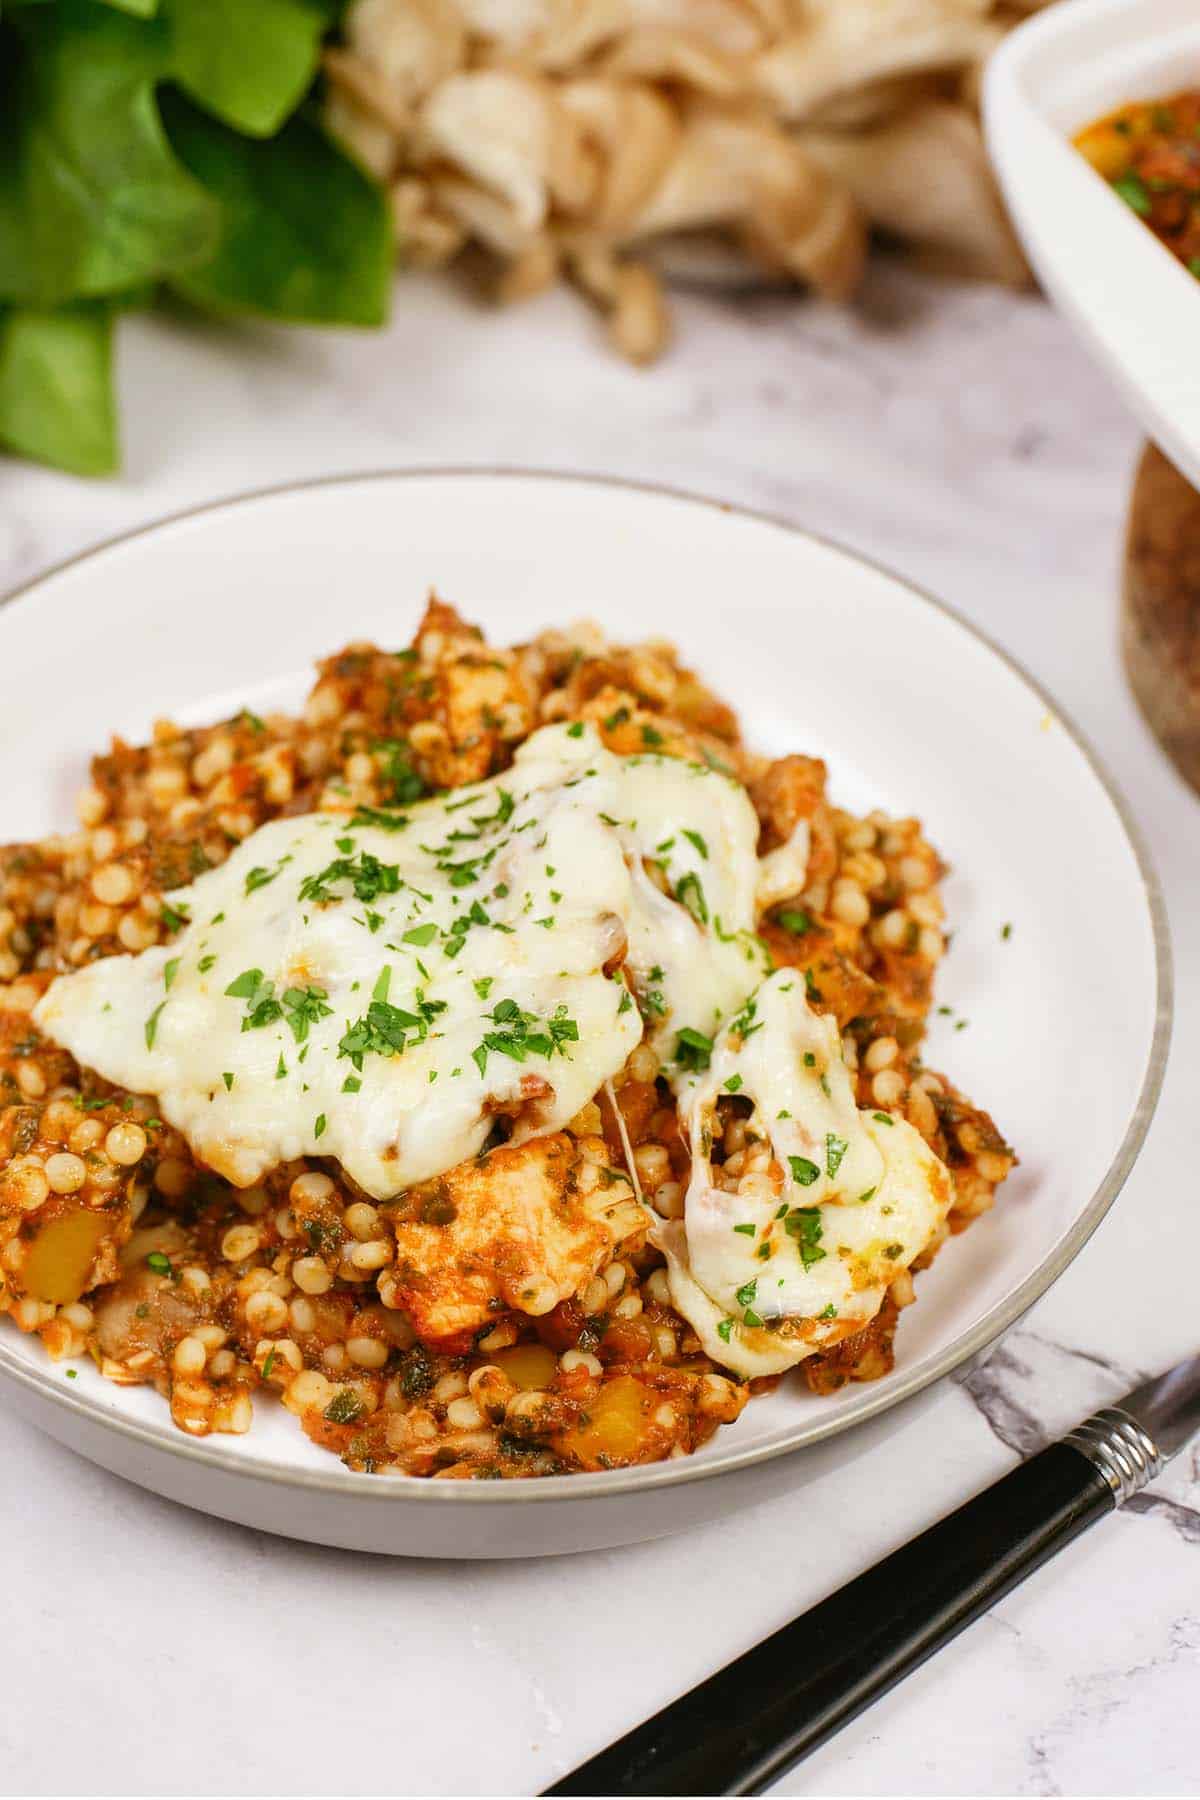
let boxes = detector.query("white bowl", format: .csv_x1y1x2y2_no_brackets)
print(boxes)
0,472,1171,1557
984,0,1200,488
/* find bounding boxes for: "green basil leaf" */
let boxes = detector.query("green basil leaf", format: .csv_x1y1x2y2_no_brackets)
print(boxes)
0,3,219,306
161,89,391,326
0,300,117,475
167,0,335,138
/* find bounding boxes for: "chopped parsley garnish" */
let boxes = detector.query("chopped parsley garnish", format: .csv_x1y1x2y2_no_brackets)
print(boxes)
473,977,494,1000
566,722,584,738
716,1319,734,1343
163,958,180,991
825,1133,848,1179
198,954,217,974
323,1387,365,1425
403,922,438,947
732,1222,756,1236
700,746,735,777
442,899,491,958
225,966,274,1012
674,1027,713,1072
777,907,812,936
784,1206,825,1269
314,1113,327,1139
735,1277,758,1308
374,739,428,806
674,870,708,925
339,1000,425,1068
338,987,446,1070
224,970,334,1042
222,1071,234,1090
146,1251,171,1276
160,902,190,933
1001,921,1013,941
261,1348,276,1381
1112,172,1152,216
818,1304,837,1321
788,1155,820,1187
682,828,709,859
872,1111,894,1125
451,788,515,836
144,1002,165,1050
641,724,664,748
342,1075,361,1093
728,994,762,1044
857,1187,876,1204
724,1073,743,1093
470,999,579,1076
244,860,287,896
299,852,402,906
348,805,411,833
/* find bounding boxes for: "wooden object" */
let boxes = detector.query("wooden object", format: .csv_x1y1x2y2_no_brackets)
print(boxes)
1123,441,1200,794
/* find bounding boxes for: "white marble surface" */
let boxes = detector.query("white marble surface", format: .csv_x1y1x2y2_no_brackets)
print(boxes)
1,265,1197,1798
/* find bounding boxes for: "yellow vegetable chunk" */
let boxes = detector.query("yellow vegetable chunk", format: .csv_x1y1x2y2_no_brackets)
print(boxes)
22,1210,109,1304
557,1373,648,1470
493,1342,560,1391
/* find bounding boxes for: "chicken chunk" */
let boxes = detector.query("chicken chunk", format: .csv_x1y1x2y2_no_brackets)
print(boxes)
309,596,537,794
387,1131,650,1351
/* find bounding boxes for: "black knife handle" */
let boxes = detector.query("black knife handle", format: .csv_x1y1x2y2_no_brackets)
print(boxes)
547,1442,1113,1796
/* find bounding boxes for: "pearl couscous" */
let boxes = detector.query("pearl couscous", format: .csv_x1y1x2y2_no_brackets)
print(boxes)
0,599,1014,1478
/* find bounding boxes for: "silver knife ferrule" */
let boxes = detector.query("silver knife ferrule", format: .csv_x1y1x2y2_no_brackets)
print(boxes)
1063,1407,1164,1504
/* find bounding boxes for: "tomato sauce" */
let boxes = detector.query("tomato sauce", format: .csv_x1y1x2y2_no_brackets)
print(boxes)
1075,89,1200,276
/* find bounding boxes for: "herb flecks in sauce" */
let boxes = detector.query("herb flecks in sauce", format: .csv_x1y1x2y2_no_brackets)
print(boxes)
1076,91,1200,277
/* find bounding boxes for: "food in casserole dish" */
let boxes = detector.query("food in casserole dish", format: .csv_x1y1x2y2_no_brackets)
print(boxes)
1075,90,1200,280
0,600,1014,1478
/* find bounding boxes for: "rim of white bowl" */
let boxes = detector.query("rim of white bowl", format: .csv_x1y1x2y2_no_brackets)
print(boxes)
0,468,1174,1506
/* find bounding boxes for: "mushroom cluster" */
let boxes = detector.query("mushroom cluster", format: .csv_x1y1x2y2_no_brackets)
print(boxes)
324,0,1048,362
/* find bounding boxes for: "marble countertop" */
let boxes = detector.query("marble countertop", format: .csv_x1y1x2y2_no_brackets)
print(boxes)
1,264,1196,1798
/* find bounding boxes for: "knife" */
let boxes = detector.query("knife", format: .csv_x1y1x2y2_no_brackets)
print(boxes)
545,1352,1200,1797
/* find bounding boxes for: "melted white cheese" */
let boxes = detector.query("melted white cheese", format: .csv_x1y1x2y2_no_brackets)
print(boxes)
656,971,952,1378
36,721,952,1380
754,818,811,914
36,724,766,1201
